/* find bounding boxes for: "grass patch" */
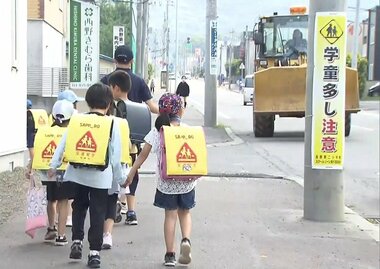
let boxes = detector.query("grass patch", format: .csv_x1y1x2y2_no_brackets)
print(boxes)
216,124,229,129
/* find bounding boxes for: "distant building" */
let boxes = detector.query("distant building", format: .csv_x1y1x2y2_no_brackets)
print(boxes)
347,20,368,57
367,6,380,81
27,0,68,97
0,1,27,171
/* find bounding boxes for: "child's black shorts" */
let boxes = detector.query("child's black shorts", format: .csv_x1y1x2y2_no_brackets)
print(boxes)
42,181,76,201
105,193,118,221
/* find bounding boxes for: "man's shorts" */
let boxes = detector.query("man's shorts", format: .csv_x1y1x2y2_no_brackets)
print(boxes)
154,188,195,210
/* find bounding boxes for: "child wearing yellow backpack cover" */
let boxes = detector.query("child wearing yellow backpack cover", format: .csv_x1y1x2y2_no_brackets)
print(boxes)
123,93,195,267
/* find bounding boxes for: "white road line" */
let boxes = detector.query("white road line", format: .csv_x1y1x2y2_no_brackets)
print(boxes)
352,125,374,131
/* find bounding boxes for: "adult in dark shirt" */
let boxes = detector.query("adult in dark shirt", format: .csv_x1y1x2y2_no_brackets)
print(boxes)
176,76,190,108
101,45,158,113
101,45,158,225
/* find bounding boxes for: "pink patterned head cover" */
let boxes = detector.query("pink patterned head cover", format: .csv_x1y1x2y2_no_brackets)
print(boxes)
158,93,182,115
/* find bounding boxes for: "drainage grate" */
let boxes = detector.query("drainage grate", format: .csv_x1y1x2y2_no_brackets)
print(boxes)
365,218,380,224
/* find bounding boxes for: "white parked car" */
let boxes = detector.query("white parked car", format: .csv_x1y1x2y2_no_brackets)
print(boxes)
243,75,254,106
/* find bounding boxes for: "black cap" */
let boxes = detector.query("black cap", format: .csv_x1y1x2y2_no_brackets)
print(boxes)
114,45,134,63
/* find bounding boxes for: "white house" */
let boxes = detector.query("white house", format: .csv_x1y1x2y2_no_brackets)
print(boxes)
0,0,27,171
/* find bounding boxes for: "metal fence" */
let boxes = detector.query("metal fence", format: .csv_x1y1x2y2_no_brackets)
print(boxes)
27,67,113,96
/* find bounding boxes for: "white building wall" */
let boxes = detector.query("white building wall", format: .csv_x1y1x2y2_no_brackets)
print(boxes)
0,0,27,171
42,22,64,67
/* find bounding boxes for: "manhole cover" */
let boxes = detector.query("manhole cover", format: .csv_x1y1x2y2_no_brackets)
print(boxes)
365,218,380,224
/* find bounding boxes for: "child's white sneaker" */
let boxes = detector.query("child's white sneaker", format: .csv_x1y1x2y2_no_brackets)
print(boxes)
178,238,192,264
102,233,112,250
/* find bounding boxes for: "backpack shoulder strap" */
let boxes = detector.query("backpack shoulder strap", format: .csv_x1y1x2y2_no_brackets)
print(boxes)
116,100,128,119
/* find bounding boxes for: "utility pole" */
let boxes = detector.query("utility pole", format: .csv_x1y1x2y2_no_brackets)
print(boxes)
141,0,149,79
174,0,179,88
245,25,249,76
228,44,233,89
136,0,143,76
219,43,223,86
204,0,217,127
165,0,170,92
304,0,346,221
351,0,360,69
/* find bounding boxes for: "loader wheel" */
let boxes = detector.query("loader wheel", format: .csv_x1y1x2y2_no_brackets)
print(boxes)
345,113,351,137
254,113,275,137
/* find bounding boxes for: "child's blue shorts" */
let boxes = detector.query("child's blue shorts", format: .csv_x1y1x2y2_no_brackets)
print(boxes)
154,188,196,210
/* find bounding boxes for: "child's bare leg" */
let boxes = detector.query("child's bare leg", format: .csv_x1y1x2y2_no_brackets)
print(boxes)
103,219,114,235
177,209,191,239
164,209,178,253
67,199,73,223
47,200,57,228
178,209,192,264
57,199,68,236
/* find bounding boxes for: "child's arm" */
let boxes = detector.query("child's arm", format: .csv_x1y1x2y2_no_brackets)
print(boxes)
48,132,67,178
122,143,152,187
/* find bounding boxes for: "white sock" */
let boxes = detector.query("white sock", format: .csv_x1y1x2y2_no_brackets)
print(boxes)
89,250,99,256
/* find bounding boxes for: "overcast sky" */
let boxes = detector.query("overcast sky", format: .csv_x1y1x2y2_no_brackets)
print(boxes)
149,0,379,44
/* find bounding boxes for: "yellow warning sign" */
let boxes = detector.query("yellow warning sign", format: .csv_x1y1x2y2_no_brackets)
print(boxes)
177,143,197,163
42,140,57,158
319,19,343,45
76,131,97,152
38,115,47,125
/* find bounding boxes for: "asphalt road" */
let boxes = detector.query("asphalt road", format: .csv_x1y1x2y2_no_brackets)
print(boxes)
186,79,380,219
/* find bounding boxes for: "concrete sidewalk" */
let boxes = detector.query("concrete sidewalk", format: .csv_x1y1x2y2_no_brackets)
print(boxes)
0,87,378,268
0,176,378,268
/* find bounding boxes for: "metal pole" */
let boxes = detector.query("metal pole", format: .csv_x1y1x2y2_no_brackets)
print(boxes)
136,0,142,75
141,0,148,79
174,0,179,88
245,25,249,77
304,0,346,222
165,0,170,92
228,45,232,89
204,0,217,127
219,44,223,85
351,0,360,69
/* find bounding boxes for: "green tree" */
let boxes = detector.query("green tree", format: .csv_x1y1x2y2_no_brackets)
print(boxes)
346,54,368,98
99,0,131,57
147,63,154,80
225,59,242,77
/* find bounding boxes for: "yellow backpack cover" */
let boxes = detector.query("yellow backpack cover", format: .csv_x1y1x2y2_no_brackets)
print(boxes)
32,126,67,170
29,109,49,130
112,116,132,165
65,114,113,167
160,126,207,179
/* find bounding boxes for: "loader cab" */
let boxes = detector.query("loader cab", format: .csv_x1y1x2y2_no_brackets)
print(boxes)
254,14,308,70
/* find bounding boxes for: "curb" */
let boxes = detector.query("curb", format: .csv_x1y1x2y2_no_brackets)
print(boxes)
285,175,379,243
139,172,379,242
140,171,284,179
207,127,244,148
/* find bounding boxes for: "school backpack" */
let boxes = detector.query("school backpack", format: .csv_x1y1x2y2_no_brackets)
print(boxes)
159,126,207,181
115,100,151,144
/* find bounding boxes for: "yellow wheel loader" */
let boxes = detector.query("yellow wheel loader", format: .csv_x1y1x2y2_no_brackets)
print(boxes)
252,10,360,137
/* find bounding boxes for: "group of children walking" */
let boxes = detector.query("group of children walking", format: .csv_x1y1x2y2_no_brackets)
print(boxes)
27,70,196,268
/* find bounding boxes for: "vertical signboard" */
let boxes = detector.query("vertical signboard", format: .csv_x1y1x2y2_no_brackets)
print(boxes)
312,13,347,169
113,26,125,58
70,0,100,89
210,20,218,75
